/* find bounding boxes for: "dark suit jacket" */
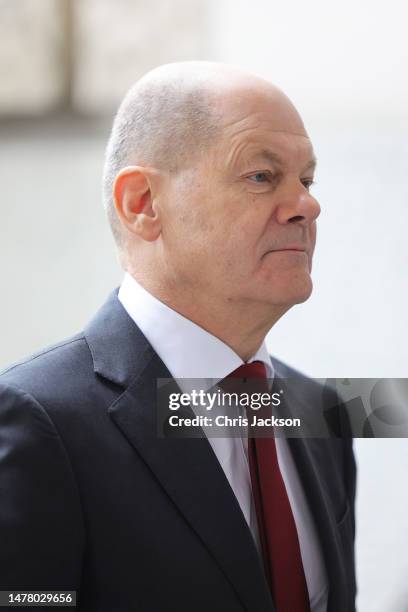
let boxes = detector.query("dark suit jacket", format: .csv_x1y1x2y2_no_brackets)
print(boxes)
0,290,357,611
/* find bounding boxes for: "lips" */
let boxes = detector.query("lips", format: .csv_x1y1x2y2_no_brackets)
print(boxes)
264,246,308,255
276,247,306,252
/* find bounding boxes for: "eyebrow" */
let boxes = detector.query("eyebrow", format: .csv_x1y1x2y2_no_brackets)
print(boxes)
256,149,317,173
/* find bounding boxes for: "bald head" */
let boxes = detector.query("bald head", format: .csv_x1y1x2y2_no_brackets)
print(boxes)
102,62,304,248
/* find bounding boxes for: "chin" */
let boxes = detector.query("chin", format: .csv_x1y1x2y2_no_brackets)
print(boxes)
265,274,314,306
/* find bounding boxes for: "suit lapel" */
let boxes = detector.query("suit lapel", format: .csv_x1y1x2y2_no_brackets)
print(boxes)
85,290,274,612
271,371,349,612
288,439,349,612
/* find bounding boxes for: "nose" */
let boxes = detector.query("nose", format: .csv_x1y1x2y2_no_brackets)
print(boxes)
275,183,321,226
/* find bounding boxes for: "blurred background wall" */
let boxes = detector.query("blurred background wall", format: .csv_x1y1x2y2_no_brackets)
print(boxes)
0,1,407,610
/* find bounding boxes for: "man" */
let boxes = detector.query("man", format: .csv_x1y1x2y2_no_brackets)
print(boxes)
0,62,356,611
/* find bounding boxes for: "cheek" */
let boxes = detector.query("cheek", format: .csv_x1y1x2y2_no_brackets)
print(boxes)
169,186,261,273
166,200,222,269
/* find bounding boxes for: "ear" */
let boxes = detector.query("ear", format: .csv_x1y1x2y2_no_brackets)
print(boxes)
113,166,162,242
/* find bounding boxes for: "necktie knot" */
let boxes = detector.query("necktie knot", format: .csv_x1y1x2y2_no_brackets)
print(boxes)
222,361,270,405
226,360,267,380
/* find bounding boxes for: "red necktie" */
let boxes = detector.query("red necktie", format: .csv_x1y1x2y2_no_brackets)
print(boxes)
225,361,310,612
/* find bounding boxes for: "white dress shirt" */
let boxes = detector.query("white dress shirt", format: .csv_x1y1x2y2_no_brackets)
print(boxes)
118,272,328,611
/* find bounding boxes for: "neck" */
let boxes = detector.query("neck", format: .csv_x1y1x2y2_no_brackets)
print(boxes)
128,272,288,362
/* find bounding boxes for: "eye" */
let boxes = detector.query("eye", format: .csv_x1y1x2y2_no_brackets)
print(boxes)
247,172,272,183
302,178,315,190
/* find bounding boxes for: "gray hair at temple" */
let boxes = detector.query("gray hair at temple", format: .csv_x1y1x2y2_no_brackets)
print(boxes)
102,64,223,250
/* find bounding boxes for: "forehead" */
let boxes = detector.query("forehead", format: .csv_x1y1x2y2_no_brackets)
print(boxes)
214,88,315,170
225,132,316,173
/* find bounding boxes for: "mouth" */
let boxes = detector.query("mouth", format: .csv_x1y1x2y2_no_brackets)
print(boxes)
276,248,306,252
264,246,308,256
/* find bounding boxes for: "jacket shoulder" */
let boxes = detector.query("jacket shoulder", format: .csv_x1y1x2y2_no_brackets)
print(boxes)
0,332,93,399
